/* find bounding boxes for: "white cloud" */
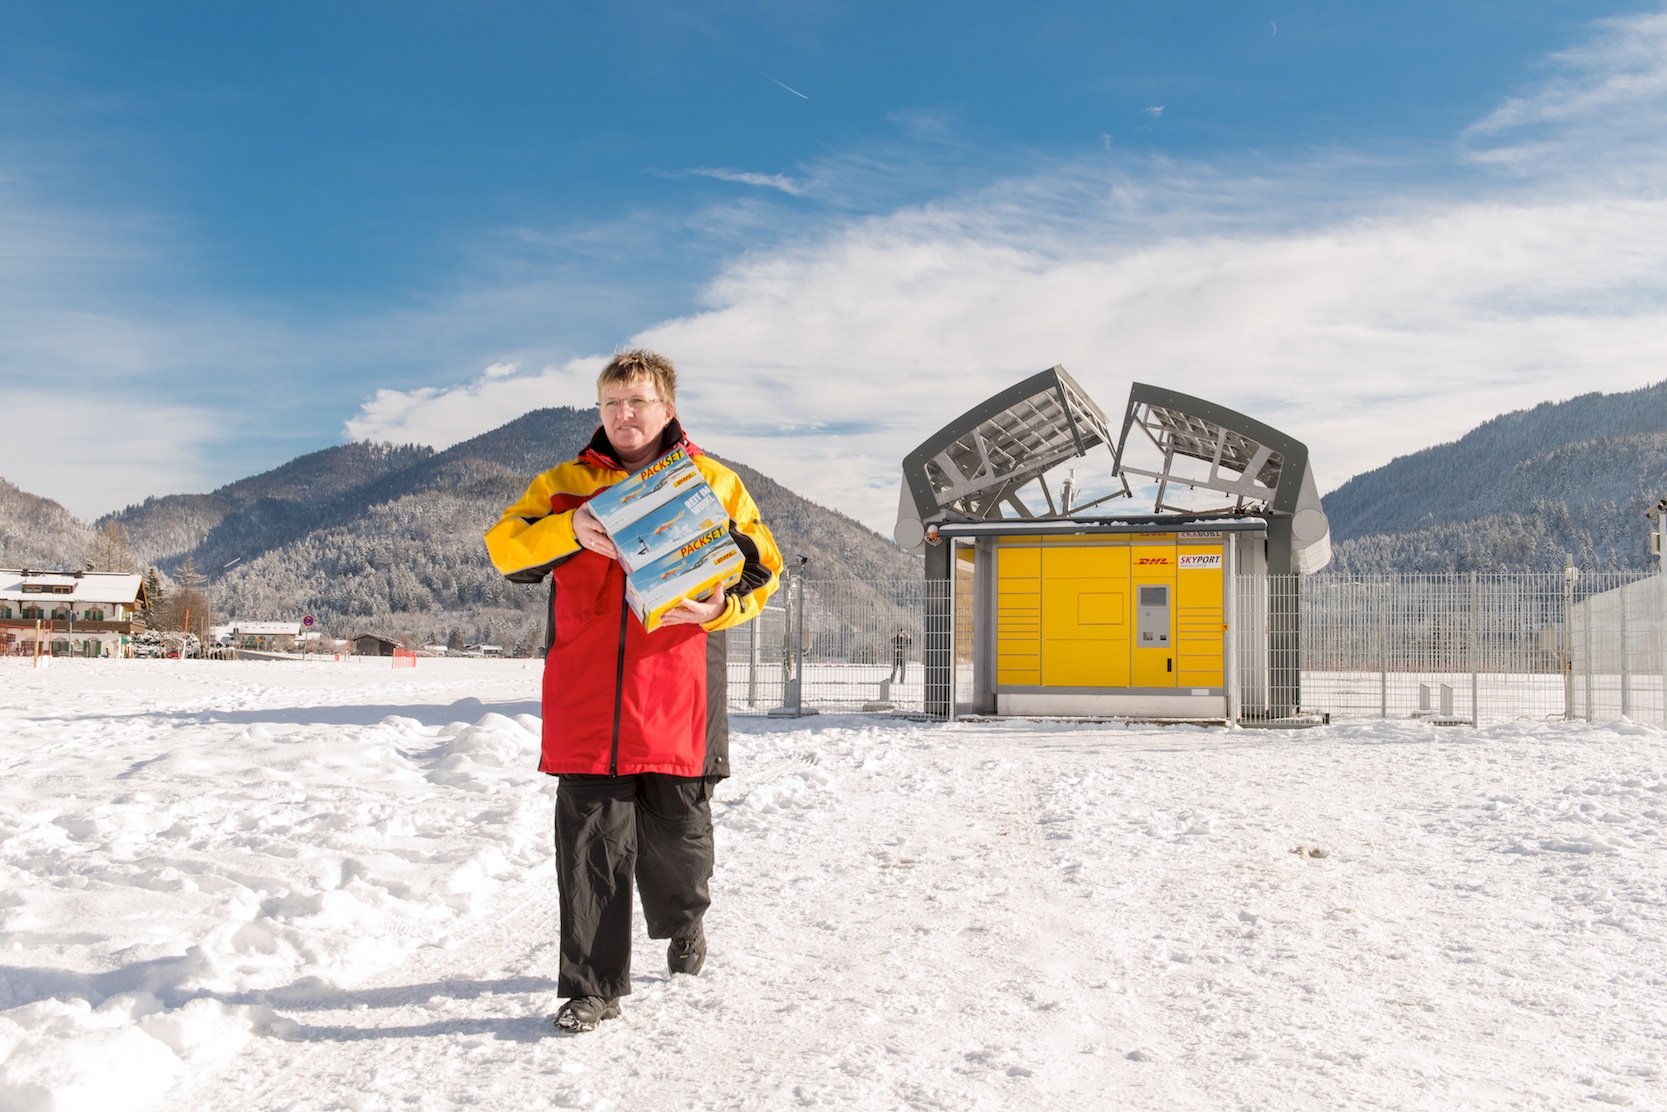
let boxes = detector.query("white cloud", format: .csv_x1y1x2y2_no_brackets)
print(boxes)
0,169,694,519
887,108,955,140
631,186,1667,533
4,392,224,520
688,168,807,196
1469,11,1667,133
1463,9,1667,178
343,358,606,448
359,155,1667,539
0,178,318,516
0,179,183,383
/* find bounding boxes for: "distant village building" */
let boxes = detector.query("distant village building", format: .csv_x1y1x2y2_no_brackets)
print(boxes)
226,621,306,652
353,634,401,657
0,568,148,658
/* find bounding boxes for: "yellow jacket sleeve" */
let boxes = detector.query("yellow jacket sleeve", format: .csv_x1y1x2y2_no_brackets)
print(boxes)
697,460,783,632
483,468,585,580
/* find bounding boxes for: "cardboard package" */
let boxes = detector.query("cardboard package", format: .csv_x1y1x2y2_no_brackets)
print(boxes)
586,446,745,631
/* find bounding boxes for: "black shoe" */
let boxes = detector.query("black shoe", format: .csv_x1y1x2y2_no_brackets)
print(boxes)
668,922,706,976
554,995,621,1032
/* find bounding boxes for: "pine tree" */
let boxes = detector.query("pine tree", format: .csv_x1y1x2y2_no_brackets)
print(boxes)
140,568,165,628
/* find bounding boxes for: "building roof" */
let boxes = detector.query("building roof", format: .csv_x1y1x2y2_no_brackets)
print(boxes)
0,569,145,605
231,621,304,636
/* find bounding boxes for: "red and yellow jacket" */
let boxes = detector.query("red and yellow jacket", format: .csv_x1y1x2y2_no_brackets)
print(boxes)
484,421,782,779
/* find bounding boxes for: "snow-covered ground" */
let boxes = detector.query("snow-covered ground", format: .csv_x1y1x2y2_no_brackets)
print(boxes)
2,657,1664,1111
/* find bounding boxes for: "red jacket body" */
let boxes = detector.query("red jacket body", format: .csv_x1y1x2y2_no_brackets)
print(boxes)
485,423,782,778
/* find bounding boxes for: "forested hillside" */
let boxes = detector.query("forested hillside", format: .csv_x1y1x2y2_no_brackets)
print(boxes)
110,442,436,571
81,407,920,651
1322,380,1667,573
0,478,94,570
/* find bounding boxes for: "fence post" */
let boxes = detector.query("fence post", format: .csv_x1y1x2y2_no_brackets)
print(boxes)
1621,581,1632,719
790,571,806,716
1469,572,1480,726
775,569,797,714
1660,572,1667,727
746,616,759,709
1562,565,1576,721
1224,550,1240,725
1583,584,1594,723
1378,582,1388,719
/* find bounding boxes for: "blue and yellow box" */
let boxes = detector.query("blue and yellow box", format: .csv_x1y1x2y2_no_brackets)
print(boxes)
588,447,744,630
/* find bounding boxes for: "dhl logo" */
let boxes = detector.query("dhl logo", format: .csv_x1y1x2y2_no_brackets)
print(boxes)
678,526,726,558
1137,556,1171,565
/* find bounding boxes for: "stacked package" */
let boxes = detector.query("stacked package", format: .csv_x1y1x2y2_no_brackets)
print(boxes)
584,446,745,631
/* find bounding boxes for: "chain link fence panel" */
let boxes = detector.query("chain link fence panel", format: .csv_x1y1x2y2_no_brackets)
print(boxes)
729,570,1663,726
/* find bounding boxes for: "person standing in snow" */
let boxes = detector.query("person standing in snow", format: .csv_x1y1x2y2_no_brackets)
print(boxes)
484,350,782,1033
890,627,912,683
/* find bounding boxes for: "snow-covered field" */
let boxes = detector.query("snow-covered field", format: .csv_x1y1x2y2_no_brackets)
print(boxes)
2,657,1664,1111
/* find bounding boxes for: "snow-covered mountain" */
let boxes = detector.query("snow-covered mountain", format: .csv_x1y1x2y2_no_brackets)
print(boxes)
0,476,95,570
1322,379,1667,573
3,408,919,648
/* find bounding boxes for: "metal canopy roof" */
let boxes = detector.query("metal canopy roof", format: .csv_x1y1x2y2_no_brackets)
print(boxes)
893,366,1116,548
894,369,1329,573
1112,382,1330,572
1115,388,1290,512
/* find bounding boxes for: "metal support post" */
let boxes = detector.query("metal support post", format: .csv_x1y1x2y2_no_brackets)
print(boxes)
1378,583,1389,719
1659,572,1667,727
1583,592,1594,723
791,571,806,715
1224,541,1241,725
1469,572,1479,725
1562,565,1577,721
1621,592,1632,719
746,617,759,709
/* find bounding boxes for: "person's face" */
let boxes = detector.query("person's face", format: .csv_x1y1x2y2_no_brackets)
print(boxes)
598,375,674,465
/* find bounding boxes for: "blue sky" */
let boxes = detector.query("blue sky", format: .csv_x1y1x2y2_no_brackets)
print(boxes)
4,1,1666,535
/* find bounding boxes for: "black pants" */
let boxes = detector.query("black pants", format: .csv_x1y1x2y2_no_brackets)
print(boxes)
554,773,714,998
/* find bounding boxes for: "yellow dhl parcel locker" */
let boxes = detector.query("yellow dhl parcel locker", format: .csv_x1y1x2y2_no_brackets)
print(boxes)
989,530,1237,719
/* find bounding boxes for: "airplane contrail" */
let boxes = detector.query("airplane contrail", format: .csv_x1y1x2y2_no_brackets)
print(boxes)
760,72,810,100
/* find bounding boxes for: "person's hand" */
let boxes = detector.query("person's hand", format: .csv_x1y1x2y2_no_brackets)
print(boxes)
659,584,726,627
572,505,618,560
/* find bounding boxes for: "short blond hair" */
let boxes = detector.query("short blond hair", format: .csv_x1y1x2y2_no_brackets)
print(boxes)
598,349,677,409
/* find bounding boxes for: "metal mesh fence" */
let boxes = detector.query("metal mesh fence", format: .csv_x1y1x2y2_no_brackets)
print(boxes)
1298,573,1564,725
1567,571,1667,725
1295,570,1661,725
724,574,937,715
729,569,1663,726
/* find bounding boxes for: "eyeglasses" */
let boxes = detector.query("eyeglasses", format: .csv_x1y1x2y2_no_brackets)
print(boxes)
599,396,664,414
